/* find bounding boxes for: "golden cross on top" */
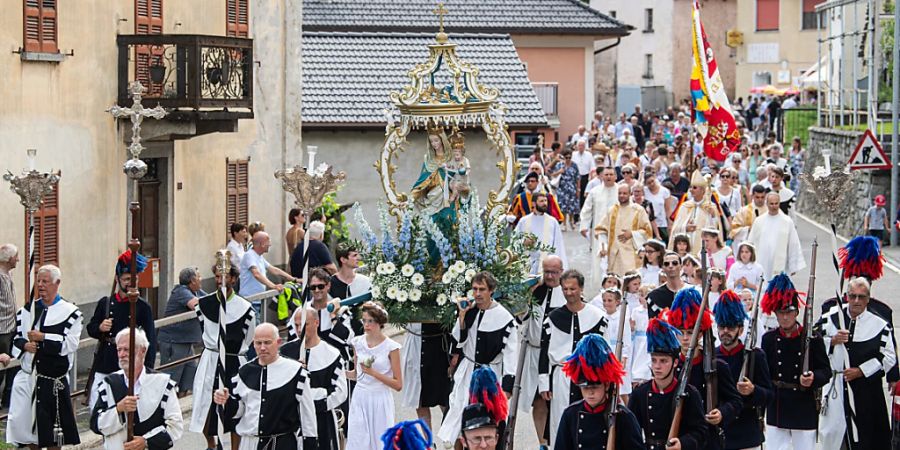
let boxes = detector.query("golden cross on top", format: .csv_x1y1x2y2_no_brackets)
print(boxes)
433,2,449,33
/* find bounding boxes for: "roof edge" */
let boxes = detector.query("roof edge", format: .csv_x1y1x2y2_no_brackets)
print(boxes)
304,25,630,37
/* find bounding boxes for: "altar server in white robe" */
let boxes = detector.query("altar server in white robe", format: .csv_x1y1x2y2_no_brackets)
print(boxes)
537,269,607,445
579,166,619,290
214,323,317,450
91,328,183,450
190,265,257,442
7,265,83,448
437,272,518,446
747,192,806,278
516,192,567,275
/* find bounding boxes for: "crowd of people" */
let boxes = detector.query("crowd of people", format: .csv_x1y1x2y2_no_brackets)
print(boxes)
0,103,897,450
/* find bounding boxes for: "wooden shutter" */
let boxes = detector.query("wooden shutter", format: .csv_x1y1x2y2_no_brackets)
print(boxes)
756,0,779,31
135,0,164,95
23,0,58,53
226,158,249,235
27,181,59,266
226,0,249,37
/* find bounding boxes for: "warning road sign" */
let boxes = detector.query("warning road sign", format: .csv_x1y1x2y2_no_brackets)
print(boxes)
848,129,891,171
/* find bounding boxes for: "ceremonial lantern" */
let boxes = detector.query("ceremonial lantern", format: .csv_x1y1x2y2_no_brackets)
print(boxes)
760,273,801,314
668,287,713,332
646,318,684,355
712,289,749,328
381,419,434,450
562,334,625,386
838,235,885,281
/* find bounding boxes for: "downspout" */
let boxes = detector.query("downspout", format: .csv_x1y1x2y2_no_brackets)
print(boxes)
594,37,622,55
594,37,622,114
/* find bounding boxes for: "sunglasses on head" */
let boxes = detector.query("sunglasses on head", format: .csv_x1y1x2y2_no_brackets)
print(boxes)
309,284,327,291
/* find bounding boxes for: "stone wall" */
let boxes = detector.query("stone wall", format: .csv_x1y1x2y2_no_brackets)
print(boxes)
797,127,892,236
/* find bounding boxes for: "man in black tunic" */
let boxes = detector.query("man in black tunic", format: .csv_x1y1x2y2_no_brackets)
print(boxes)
712,290,773,450
86,251,157,409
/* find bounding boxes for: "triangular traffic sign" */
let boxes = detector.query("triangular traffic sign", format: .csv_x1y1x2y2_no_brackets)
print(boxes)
848,129,891,170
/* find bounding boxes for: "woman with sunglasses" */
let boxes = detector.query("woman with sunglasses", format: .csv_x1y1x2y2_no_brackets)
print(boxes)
715,167,743,221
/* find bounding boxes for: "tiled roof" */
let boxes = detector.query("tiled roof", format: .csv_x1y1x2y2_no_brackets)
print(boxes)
302,32,549,127
303,0,629,36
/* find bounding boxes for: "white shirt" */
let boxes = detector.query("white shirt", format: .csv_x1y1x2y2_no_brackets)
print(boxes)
570,150,596,176
584,177,602,194
643,185,671,228
239,250,270,297
226,239,246,269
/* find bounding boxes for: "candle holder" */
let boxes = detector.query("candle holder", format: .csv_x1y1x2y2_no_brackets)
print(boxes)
274,162,346,218
801,164,857,219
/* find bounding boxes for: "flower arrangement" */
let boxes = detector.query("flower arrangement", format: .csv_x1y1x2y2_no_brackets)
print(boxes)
352,199,551,326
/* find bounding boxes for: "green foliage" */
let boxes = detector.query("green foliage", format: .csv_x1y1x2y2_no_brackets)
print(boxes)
314,190,351,246
880,1,895,103
782,109,817,146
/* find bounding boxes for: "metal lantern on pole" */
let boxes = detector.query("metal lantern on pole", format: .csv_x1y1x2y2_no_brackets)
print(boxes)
106,80,167,441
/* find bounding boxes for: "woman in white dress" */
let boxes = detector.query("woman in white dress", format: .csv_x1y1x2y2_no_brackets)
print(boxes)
346,301,402,449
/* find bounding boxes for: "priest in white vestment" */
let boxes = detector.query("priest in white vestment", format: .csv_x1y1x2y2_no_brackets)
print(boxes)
516,192,567,275
669,170,725,254
579,166,619,289
595,184,653,276
747,192,806,278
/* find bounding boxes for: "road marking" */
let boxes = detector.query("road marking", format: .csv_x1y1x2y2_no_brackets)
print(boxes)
795,212,900,276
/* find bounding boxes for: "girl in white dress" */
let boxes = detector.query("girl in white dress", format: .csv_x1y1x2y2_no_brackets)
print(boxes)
346,301,402,449
623,272,642,315
630,285,653,385
725,242,765,295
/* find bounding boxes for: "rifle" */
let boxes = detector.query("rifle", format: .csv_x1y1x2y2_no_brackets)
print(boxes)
606,292,629,450
801,238,818,380
698,246,723,446
738,275,766,382
504,320,530,450
82,277,118,406
668,241,712,445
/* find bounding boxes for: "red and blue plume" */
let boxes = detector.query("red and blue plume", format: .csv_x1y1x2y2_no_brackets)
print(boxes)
668,287,712,331
562,333,625,385
761,273,799,314
468,366,508,426
115,250,148,276
713,290,748,328
380,419,433,450
646,318,683,354
839,236,884,281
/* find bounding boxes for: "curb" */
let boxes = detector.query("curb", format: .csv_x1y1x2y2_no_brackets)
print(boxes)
794,212,900,275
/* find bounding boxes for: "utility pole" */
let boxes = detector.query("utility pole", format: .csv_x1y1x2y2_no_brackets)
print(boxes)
892,0,899,246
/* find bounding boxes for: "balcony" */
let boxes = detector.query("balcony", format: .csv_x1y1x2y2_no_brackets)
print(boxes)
117,34,253,136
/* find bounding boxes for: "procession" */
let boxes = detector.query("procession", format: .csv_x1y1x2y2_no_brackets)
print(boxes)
3,0,900,449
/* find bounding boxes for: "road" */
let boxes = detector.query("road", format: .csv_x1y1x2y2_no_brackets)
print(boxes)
148,213,900,449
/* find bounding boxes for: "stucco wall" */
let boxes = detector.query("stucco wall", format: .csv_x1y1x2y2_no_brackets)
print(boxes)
672,0,738,103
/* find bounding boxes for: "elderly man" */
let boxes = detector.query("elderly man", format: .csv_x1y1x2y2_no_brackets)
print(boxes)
595,183,652,276
580,166,619,290
289,221,337,278
515,192,567,275
157,267,206,396
669,170,726,253
819,277,897,450
569,124,590,146
7,265,83,449
240,231,298,313
0,244,19,408
91,328,183,450
747,192,805,278
214,323,317,449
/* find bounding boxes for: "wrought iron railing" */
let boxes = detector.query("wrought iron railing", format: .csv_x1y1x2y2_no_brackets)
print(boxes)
117,34,253,110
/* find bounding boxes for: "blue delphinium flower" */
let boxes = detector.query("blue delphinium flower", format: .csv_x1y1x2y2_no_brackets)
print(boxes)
398,210,413,253
353,205,378,250
423,216,455,267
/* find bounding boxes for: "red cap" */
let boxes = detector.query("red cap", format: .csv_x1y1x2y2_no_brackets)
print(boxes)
875,195,886,206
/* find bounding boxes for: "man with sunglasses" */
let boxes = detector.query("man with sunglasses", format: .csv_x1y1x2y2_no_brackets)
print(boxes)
302,268,354,360
647,252,690,318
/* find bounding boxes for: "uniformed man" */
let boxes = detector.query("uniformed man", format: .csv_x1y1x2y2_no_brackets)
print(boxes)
381,419,435,450
713,290,773,450
459,403,502,450
90,328,183,450
759,273,830,450
629,318,708,450
465,366,509,450
537,269,607,444
667,287,743,450
553,334,644,450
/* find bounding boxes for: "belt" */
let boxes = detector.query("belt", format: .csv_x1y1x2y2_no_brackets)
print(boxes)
773,380,801,390
634,331,646,337
204,347,245,358
255,431,294,450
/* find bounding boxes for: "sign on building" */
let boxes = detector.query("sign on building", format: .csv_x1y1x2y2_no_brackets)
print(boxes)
746,43,779,64
848,129,891,170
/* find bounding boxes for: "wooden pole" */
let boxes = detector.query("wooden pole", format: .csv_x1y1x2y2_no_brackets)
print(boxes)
126,200,141,442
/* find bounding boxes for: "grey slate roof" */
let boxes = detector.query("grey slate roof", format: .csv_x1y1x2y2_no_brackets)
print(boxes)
302,32,549,127
303,0,629,36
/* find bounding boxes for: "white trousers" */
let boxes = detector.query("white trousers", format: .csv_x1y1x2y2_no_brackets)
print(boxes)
765,425,816,450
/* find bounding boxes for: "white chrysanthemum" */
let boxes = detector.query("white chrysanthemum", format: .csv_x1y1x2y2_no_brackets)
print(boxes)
396,290,409,303
371,286,381,299
376,263,387,275
442,272,453,284
436,293,448,306
383,262,396,274
411,273,425,286
409,289,422,301
401,264,415,277
453,260,466,272
464,269,476,282
386,286,399,299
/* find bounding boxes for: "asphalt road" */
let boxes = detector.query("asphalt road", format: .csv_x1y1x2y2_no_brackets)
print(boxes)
136,213,900,449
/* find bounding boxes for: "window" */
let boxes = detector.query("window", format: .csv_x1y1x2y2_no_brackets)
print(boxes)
23,0,58,53
643,54,654,79
802,0,825,30
227,0,249,37
28,181,59,266
226,158,249,235
135,0,163,95
609,10,616,19
532,82,558,117
644,8,654,32
756,0,779,31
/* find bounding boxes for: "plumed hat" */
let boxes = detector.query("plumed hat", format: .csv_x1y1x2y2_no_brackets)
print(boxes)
667,287,712,331
838,236,884,281
713,289,749,328
562,333,625,386
115,250,148,276
646,317,683,355
381,419,433,450
468,366,508,428
761,273,800,314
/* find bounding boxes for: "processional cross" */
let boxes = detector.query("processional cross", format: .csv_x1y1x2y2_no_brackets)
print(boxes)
106,80,167,442
433,2,450,43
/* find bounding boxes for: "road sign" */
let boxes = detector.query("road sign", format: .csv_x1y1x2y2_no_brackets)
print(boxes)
848,129,891,170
